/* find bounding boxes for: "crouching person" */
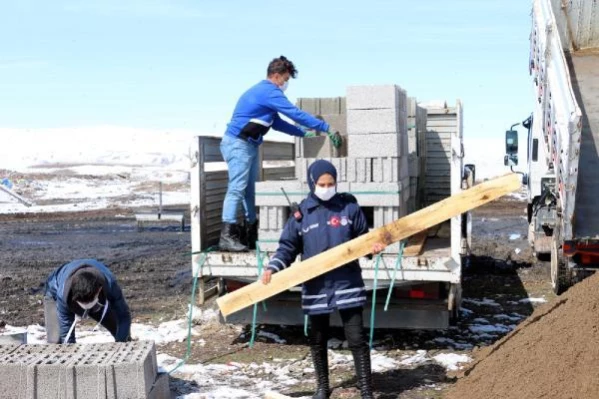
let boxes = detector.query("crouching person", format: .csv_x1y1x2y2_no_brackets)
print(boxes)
44,259,131,344
261,160,385,399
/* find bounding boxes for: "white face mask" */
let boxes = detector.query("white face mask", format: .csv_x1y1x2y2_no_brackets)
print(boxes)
314,186,336,201
77,296,99,310
280,80,289,92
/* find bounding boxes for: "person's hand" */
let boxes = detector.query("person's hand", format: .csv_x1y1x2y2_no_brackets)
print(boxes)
261,269,273,285
372,242,386,255
304,130,317,138
327,131,342,148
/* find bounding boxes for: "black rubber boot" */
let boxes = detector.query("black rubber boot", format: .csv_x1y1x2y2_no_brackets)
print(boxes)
246,221,258,250
218,223,248,252
311,345,331,399
352,346,374,399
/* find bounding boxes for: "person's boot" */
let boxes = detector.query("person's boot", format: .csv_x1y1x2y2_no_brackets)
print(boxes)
218,223,248,252
238,220,248,247
352,346,374,399
246,221,258,250
311,344,331,399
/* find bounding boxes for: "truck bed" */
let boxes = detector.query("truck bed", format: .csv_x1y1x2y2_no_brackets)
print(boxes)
199,237,457,284
570,50,599,239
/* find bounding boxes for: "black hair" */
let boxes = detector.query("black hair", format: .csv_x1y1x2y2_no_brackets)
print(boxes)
267,55,298,78
70,270,102,303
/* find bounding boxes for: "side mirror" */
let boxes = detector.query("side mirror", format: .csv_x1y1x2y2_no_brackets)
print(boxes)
504,154,518,166
505,130,518,155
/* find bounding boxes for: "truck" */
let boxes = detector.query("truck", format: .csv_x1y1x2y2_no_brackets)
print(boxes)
505,0,599,294
191,90,471,329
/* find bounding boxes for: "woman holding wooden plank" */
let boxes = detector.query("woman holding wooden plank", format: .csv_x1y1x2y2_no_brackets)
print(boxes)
262,159,385,399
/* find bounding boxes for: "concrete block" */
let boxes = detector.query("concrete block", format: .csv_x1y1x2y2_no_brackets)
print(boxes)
0,341,161,399
0,344,19,356
324,113,348,134
408,155,419,178
347,109,399,135
297,97,346,115
347,85,403,110
407,129,418,155
257,241,280,252
348,134,401,158
347,158,372,183
400,155,409,180
302,134,348,158
319,97,345,115
256,181,307,206
260,206,286,230
408,97,417,117
372,157,402,183
148,373,170,399
106,341,157,399
349,182,403,206
296,158,348,183
259,229,284,242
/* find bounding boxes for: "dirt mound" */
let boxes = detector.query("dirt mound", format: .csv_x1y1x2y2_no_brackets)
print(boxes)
446,272,599,399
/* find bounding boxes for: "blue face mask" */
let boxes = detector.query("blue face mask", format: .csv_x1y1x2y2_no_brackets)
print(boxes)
280,80,289,92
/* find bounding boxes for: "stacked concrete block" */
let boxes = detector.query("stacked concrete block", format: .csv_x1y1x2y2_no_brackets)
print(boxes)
295,97,348,159
346,85,408,159
295,157,349,183
0,341,168,399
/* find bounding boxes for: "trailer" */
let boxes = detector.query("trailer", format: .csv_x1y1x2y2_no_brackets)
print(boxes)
505,0,599,293
191,87,470,329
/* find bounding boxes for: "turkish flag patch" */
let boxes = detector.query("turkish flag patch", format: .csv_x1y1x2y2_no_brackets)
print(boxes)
329,216,341,227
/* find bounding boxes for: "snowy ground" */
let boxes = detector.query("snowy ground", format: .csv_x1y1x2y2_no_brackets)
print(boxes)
0,127,526,214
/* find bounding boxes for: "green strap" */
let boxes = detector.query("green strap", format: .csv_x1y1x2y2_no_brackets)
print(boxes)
369,254,385,349
250,243,268,348
384,242,405,312
169,246,215,374
304,315,309,337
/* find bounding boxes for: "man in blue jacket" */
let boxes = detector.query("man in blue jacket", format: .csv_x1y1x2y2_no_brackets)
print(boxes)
219,55,340,252
44,259,131,344
262,160,385,399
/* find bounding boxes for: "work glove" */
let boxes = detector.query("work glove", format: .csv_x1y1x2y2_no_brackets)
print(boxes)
303,130,317,138
327,131,342,148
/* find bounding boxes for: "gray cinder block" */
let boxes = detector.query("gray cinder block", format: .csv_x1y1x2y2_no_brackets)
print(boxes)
347,158,373,183
349,182,404,206
259,229,284,242
347,85,404,110
347,109,399,135
371,157,402,183
408,97,418,117
302,134,348,158
148,373,170,399
408,155,419,178
107,341,157,398
348,134,401,158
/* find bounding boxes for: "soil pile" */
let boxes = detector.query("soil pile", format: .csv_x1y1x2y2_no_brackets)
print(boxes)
447,272,599,399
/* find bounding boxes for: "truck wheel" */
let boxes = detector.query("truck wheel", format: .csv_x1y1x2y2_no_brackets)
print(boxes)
551,239,572,295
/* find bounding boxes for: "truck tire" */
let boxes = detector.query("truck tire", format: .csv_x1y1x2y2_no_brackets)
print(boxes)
551,238,572,295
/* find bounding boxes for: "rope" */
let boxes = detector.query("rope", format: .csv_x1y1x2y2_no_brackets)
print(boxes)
384,241,405,312
250,243,268,348
369,253,385,349
304,315,309,337
168,246,215,374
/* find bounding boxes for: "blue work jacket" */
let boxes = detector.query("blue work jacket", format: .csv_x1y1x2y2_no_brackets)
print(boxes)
267,193,369,315
44,259,131,343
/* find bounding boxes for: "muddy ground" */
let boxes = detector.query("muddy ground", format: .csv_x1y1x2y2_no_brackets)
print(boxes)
0,196,556,398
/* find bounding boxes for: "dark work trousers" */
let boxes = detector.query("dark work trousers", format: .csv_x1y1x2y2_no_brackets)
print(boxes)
308,306,367,351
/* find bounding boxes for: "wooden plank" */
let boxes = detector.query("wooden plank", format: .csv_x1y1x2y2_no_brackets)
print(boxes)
404,230,428,257
217,174,521,317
